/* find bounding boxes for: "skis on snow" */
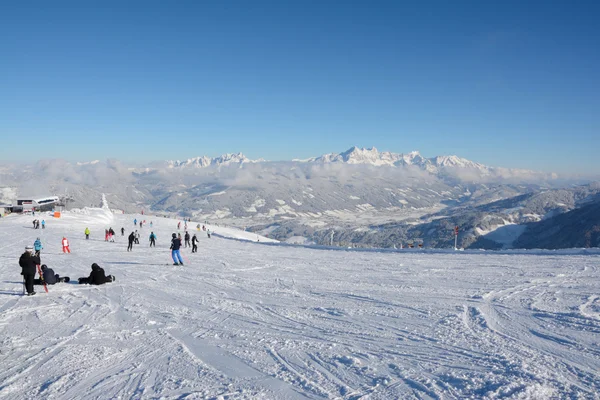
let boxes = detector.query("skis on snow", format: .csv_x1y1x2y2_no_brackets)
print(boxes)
36,264,48,293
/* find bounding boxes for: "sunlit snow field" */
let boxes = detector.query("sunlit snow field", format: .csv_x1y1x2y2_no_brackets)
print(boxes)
1,208,599,399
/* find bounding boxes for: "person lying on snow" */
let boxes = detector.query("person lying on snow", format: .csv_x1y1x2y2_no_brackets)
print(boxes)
78,263,115,285
34,264,70,285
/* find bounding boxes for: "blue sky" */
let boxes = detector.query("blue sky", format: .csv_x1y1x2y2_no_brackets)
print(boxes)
0,1,598,173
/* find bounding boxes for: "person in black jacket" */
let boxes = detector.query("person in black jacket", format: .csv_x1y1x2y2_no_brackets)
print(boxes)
34,264,69,285
184,231,191,247
127,232,135,251
170,233,184,265
78,263,115,285
19,245,40,295
191,234,198,253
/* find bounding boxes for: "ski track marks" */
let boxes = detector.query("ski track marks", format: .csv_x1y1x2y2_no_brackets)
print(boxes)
1,212,600,398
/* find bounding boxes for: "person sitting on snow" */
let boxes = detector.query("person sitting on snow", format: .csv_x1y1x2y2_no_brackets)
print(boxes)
78,263,115,285
34,264,70,285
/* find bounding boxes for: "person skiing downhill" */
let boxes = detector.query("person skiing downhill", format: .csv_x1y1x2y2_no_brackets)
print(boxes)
34,237,43,257
184,231,190,247
134,230,140,244
85,227,90,239
121,227,125,236
191,234,198,253
62,237,70,253
127,232,135,251
149,232,156,247
170,233,184,265
19,245,40,296
134,218,137,226
41,220,45,229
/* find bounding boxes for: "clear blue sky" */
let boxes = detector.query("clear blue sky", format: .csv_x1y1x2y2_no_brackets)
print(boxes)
1,0,598,173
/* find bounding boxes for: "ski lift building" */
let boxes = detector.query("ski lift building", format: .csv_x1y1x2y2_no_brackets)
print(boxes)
15,196,60,212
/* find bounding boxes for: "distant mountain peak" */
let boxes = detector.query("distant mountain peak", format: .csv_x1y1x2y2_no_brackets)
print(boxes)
167,153,265,168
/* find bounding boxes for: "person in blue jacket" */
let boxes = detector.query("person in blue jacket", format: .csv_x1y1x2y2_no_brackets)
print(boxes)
34,237,43,257
149,232,157,247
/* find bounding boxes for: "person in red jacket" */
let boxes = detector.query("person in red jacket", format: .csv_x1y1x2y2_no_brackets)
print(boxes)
62,237,71,253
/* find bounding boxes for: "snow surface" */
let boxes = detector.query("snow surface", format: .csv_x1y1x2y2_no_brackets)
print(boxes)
1,210,600,399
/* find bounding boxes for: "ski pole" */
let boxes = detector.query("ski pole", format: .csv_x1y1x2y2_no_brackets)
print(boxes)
22,276,25,295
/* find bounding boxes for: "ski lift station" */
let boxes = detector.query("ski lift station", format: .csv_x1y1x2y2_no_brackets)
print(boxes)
10,196,60,213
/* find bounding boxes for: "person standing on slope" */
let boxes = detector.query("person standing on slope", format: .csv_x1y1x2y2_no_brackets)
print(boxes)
128,232,135,251
62,237,71,253
134,218,137,226
41,220,45,229
85,227,90,240
191,234,198,253
121,227,125,236
149,232,156,247
19,245,40,296
34,237,43,257
184,231,190,247
134,230,140,244
170,233,184,265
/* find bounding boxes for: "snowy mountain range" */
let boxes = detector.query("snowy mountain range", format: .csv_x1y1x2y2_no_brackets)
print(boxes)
0,147,596,250
162,146,556,182
166,152,265,168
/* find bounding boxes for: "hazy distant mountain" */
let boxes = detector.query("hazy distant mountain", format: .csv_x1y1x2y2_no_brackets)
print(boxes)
1,146,593,250
165,153,265,169
296,146,557,182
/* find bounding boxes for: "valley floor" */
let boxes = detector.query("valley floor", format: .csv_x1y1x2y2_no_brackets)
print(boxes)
0,211,599,399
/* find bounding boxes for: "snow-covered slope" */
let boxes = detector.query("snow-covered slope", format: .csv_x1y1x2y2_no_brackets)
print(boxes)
0,211,599,398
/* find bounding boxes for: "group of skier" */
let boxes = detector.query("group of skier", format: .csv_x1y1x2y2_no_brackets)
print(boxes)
18,244,113,296
32,219,45,229
18,216,212,296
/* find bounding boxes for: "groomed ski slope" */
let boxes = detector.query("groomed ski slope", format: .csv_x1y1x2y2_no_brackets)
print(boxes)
1,209,600,399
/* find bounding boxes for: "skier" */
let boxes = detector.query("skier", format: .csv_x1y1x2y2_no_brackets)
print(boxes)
134,230,140,244
34,237,43,257
62,237,71,253
105,229,109,242
150,221,153,228
41,220,45,229
184,231,190,247
127,232,135,251
149,232,156,247
191,234,198,253
34,264,69,285
170,233,184,265
207,229,211,239
121,227,125,236
109,227,115,242
78,263,115,285
32,220,36,229
177,221,181,230
19,245,40,296
139,221,142,228
85,227,90,239
134,218,137,226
